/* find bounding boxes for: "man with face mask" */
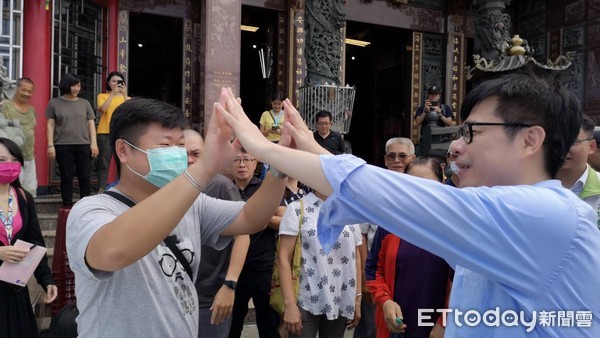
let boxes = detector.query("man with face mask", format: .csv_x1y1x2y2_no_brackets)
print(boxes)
66,94,287,337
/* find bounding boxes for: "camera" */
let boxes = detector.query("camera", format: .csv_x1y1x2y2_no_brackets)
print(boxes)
117,80,125,86
430,100,439,107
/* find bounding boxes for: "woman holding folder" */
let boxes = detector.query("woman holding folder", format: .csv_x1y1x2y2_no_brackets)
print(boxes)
0,137,57,337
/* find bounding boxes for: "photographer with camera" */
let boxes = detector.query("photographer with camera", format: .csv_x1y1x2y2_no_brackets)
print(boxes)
414,86,453,128
96,71,131,191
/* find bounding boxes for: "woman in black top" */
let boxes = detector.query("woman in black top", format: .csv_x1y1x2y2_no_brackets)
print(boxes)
0,137,57,337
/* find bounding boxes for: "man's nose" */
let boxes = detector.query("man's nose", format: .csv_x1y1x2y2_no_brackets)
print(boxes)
449,138,466,155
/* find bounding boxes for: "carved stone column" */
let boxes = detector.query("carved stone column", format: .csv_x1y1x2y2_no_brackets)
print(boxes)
202,0,242,134
473,0,512,65
305,0,346,86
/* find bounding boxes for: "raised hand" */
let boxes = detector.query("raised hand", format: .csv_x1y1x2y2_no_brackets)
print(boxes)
196,89,238,177
215,87,273,161
281,99,330,155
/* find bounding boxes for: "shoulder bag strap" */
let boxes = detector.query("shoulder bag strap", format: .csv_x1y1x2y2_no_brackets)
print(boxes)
294,199,304,254
103,190,135,208
103,190,194,280
298,199,304,234
163,235,193,281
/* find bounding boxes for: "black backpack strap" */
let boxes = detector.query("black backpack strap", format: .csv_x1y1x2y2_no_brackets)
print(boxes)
103,190,193,280
163,235,193,280
103,190,136,208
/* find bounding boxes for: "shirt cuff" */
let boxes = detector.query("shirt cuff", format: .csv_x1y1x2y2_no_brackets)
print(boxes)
317,154,365,254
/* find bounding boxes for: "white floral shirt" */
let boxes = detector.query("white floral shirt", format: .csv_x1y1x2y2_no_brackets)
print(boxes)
279,192,362,320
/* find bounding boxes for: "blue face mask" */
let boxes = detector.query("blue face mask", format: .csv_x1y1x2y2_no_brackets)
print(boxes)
124,140,187,188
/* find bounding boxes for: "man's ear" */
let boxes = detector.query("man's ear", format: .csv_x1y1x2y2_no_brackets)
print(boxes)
521,126,545,156
589,140,597,155
115,139,130,164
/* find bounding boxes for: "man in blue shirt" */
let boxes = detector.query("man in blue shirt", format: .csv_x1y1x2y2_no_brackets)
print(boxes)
213,67,600,337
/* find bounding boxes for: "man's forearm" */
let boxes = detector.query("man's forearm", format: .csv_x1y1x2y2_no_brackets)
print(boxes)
441,115,453,126
264,145,333,196
225,235,250,281
86,162,216,271
223,172,286,236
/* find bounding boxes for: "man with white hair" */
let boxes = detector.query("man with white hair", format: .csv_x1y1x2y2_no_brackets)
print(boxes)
383,137,416,173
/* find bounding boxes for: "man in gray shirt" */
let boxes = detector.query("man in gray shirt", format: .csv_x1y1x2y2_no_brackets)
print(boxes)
184,128,250,338
67,94,287,337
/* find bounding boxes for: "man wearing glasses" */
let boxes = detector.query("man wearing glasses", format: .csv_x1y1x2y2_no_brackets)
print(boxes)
229,148,281,338
556,114,600,228
383,137,416,173
313,110,345,155
355,137,416,338
216,67,600,336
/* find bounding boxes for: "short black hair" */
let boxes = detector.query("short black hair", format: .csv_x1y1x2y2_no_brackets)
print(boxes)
315,110,332,122
105,71,125,91
58,73,81,96
109,98,187,173
405,157,444,182
0,137,24,188
16,77,33,88
594,127,600,145
270,92,285,102
427,148,448,164
581,114,595,137
460,66,581,178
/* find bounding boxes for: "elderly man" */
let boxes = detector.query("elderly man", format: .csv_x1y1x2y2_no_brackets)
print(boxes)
383,137,416,173
355,137,415,338
1,77,37,195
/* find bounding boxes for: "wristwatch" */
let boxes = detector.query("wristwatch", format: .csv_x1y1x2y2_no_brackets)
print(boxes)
268,166,288,179
223,280,237,290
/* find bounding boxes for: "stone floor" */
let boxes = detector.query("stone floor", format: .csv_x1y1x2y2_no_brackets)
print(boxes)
240,324,356,338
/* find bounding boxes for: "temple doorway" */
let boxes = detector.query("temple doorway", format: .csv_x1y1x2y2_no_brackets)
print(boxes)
345,21,413,166
128,12,183,107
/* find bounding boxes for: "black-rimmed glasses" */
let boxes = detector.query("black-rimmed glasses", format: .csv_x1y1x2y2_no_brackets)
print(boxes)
572,137,594,145
458,122,532,144
385,153,412,161
233,158,256,165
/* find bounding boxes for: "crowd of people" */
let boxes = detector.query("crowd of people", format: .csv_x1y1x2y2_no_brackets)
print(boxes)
0,66,599,338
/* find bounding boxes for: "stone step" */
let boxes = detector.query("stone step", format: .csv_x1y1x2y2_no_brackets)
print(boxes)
42,230,56,249
39,213,58,231
34,196,67,215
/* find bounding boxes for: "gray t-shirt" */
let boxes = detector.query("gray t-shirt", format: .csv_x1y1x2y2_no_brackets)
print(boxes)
196,174,243,307
66,189,244,337
44,97,95,145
